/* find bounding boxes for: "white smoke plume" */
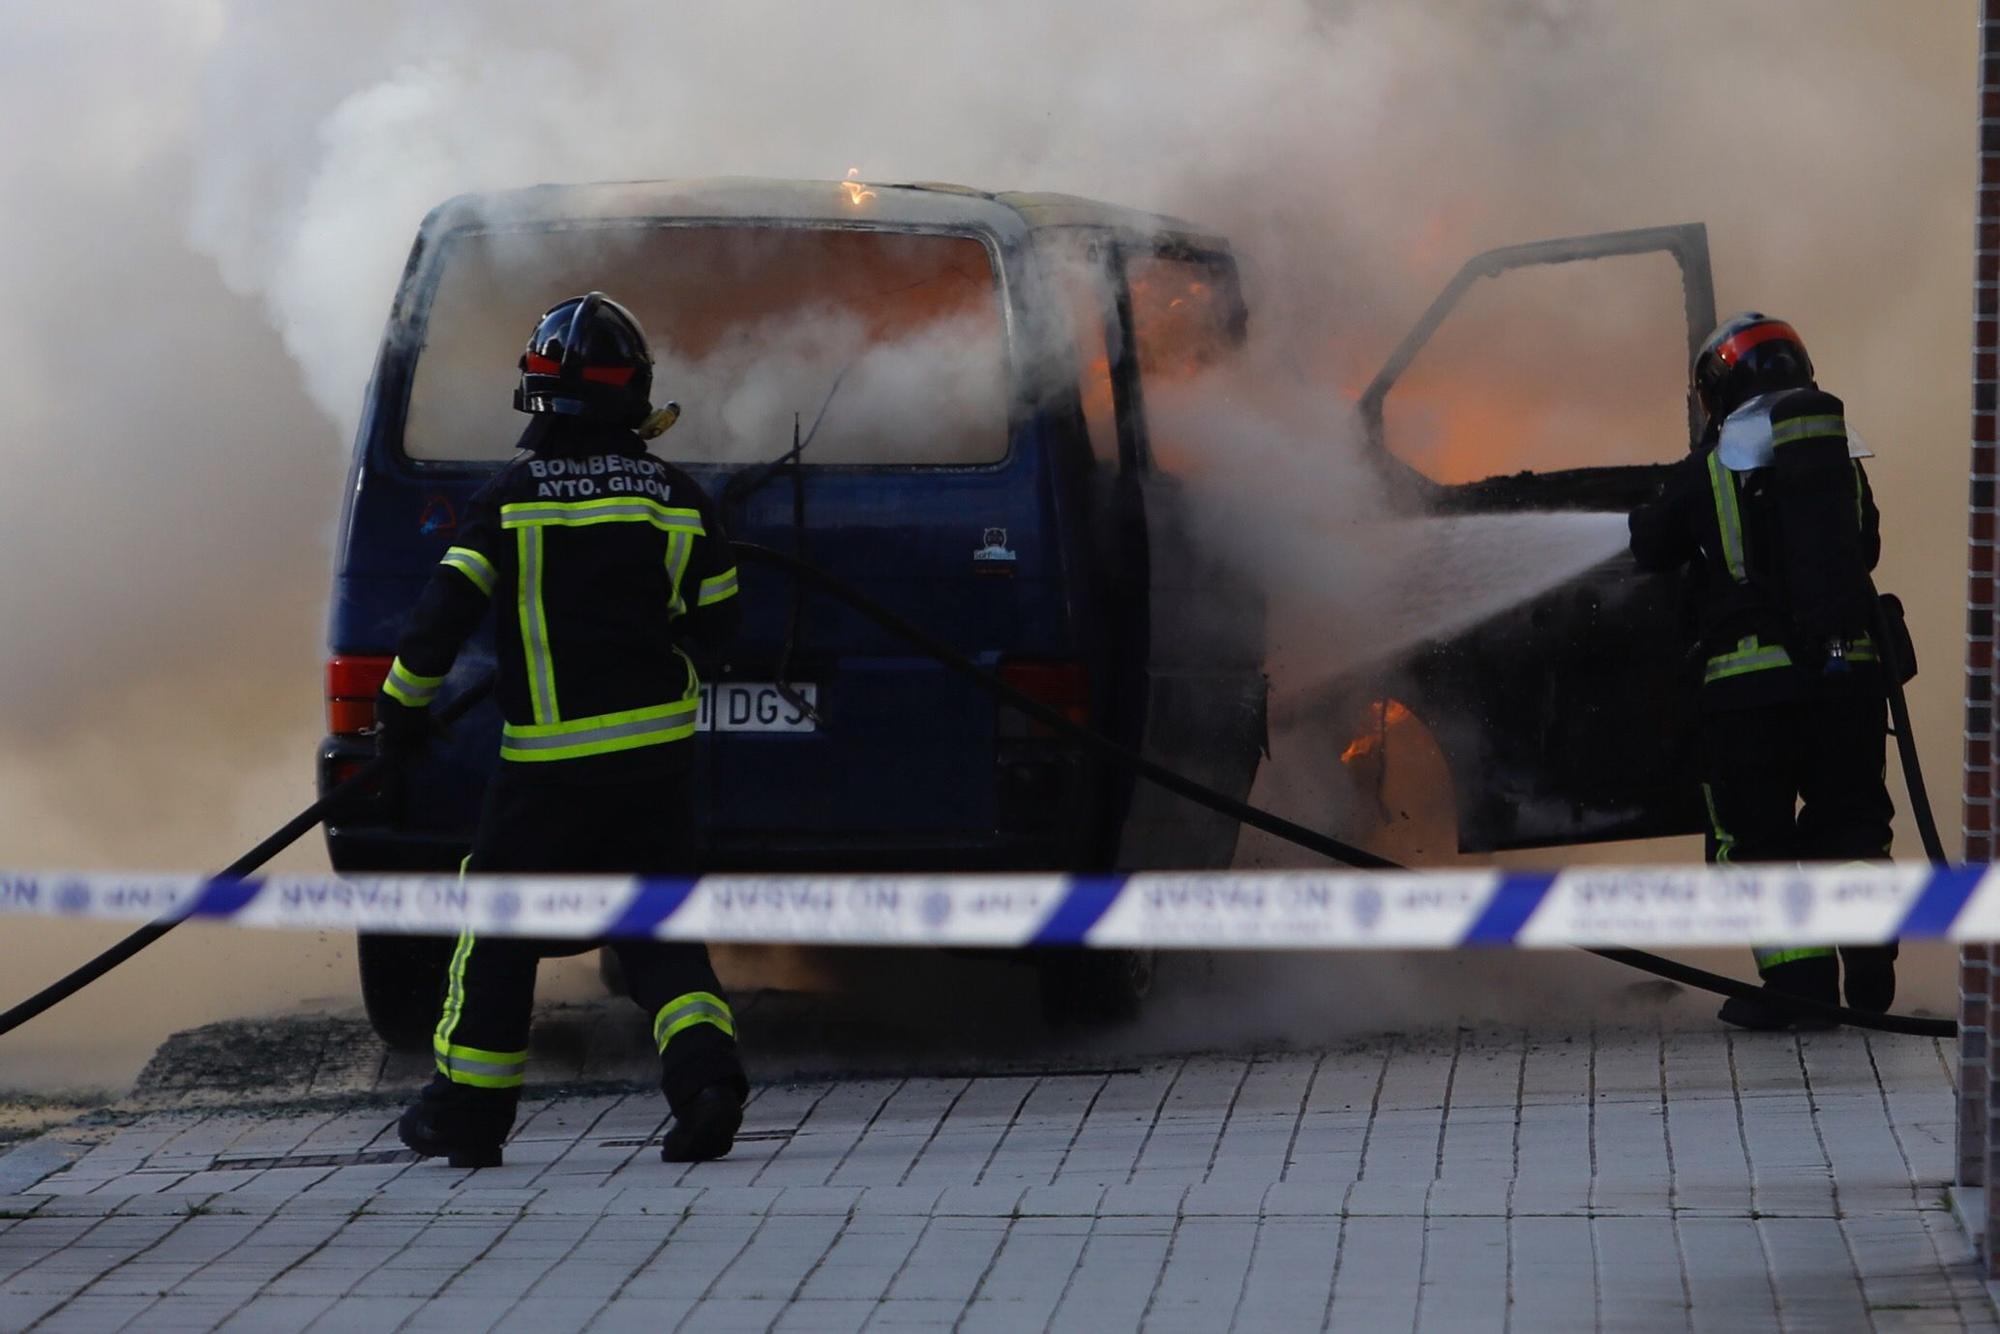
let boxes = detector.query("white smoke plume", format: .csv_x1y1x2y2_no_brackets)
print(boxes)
0,1,1974,1086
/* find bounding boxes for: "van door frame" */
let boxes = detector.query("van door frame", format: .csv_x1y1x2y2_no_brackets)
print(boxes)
1358,223,1717,467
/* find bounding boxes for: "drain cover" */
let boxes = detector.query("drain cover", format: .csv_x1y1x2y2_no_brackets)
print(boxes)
597,1129,794,1149
211,1148,419,1171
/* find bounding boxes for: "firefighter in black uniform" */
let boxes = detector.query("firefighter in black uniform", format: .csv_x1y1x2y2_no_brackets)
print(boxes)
377,292,747,1165
1629,312,1897,1030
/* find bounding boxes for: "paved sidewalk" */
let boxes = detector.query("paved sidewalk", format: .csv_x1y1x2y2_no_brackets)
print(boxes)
0,1027,1987,1331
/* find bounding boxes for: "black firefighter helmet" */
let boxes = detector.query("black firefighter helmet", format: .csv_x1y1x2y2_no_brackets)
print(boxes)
513,292,655,427
1690,311,1816,437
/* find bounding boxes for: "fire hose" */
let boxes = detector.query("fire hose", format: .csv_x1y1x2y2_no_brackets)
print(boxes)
0,547,1955,1040
0,678,493,1039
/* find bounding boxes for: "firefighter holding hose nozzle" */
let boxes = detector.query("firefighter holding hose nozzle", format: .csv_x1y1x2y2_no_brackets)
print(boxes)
1628,312,1899,1031
374,292,748,1166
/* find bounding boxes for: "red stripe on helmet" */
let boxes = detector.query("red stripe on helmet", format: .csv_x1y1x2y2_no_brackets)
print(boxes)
1712,320,1802,369
524,352,562,375
579,365,637,385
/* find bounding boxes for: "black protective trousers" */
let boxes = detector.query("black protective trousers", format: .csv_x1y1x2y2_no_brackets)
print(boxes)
1699,692,1896,976
432,753,746,1117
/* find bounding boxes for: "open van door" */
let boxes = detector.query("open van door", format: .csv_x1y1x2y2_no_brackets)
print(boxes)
1093,236,1269,870
1358,224,1717,851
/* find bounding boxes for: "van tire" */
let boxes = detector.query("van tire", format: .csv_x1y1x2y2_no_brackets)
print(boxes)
357,933,453,1053
1035,949,1155,1026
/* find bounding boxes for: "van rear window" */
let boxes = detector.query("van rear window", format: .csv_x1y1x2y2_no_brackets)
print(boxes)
403,225,1008,466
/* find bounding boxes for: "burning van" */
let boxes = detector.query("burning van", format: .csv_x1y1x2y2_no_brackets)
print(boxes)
321,178,1715,1047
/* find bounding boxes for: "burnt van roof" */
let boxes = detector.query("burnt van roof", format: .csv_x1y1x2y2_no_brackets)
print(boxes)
420,178,1228,251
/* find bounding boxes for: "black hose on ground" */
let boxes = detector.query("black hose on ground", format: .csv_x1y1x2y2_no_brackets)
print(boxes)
731,542,1958,1038
0,677,494,1040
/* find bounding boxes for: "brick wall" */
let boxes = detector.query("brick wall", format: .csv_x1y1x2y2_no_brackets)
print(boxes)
1967,0,2000,1262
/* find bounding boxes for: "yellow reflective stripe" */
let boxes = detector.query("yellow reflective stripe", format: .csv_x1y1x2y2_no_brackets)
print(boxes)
1707,451,1747,583
1704,636,1792,685
501,498,706,533
434,922,475,1052
1769,414,1846,447
518,527,558,724
440,546,497,597
500,698,700,762
434,1036,527,1088
1852,460,1865,529
666,531,693,620
1753,946,1836,969
383,657,445,708
698,567,741,607
1701,783,1735,866
654,991,736,1049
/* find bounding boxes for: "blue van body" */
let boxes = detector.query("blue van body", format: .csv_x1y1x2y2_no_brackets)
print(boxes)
322,182,1715,1044
322,180,1263,899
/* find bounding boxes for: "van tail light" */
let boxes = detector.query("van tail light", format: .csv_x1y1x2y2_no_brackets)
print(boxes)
327,655,393,735
997,660,1089,740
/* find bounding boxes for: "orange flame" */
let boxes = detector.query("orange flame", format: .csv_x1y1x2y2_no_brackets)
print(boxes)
1340,699,1414,765
840,168,877,208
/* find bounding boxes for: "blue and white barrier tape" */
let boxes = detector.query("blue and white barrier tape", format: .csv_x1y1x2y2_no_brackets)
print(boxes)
0,865,1988,948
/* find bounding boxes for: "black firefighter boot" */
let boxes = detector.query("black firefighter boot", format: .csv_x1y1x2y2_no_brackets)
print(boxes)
659,1085,744,1164
1841,943,1899,1014
659,1033,748,1164
397,1075,517,1169
1716,955,1841,1032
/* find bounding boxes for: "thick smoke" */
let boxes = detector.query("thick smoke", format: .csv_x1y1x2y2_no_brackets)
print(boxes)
0,1,1975,1086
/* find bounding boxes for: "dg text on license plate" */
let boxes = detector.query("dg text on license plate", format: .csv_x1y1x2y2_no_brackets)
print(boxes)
698,683,818,733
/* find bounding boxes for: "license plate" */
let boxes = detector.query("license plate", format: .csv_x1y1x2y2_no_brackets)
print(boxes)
699,682,818,733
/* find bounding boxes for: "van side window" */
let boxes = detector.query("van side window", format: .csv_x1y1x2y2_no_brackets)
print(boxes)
1124,252,1244,476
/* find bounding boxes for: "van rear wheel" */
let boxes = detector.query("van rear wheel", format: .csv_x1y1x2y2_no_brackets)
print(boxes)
1035,949,1155,1026
357,933,453,1052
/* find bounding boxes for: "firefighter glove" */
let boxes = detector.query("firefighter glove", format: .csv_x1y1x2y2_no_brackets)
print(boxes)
373,693,431,762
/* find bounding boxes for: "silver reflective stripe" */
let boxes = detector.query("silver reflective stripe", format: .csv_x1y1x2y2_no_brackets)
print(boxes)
1708,452,1747,583
441,546,497,596
503,502,704,530
654,998,734,1048
437,1051,525,1079
502,702,698,754
518,527,557,724
1770,414,1846,447
699,568,740,606
385,659,442,706
666,531,692,619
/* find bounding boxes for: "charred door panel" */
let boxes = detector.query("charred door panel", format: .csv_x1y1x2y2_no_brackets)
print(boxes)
1362,224,1716,851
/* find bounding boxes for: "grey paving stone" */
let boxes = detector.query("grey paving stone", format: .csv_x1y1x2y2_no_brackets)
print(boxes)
684,1185,779,1215
772,1185,864,1215
932,1184,1025,1217
771,1297,874,1332
0,1028,1990,1330
214,1294,341,1331
851,1185,944,1216
1016,1183,1104,1217
302,1294,426,1331
525,1185,623,1216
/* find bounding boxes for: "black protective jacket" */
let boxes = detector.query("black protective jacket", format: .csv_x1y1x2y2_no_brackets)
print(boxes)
379,418,740,776
1628,388,1881,711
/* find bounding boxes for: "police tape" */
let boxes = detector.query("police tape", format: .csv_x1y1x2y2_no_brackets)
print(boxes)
0,864,1988,948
